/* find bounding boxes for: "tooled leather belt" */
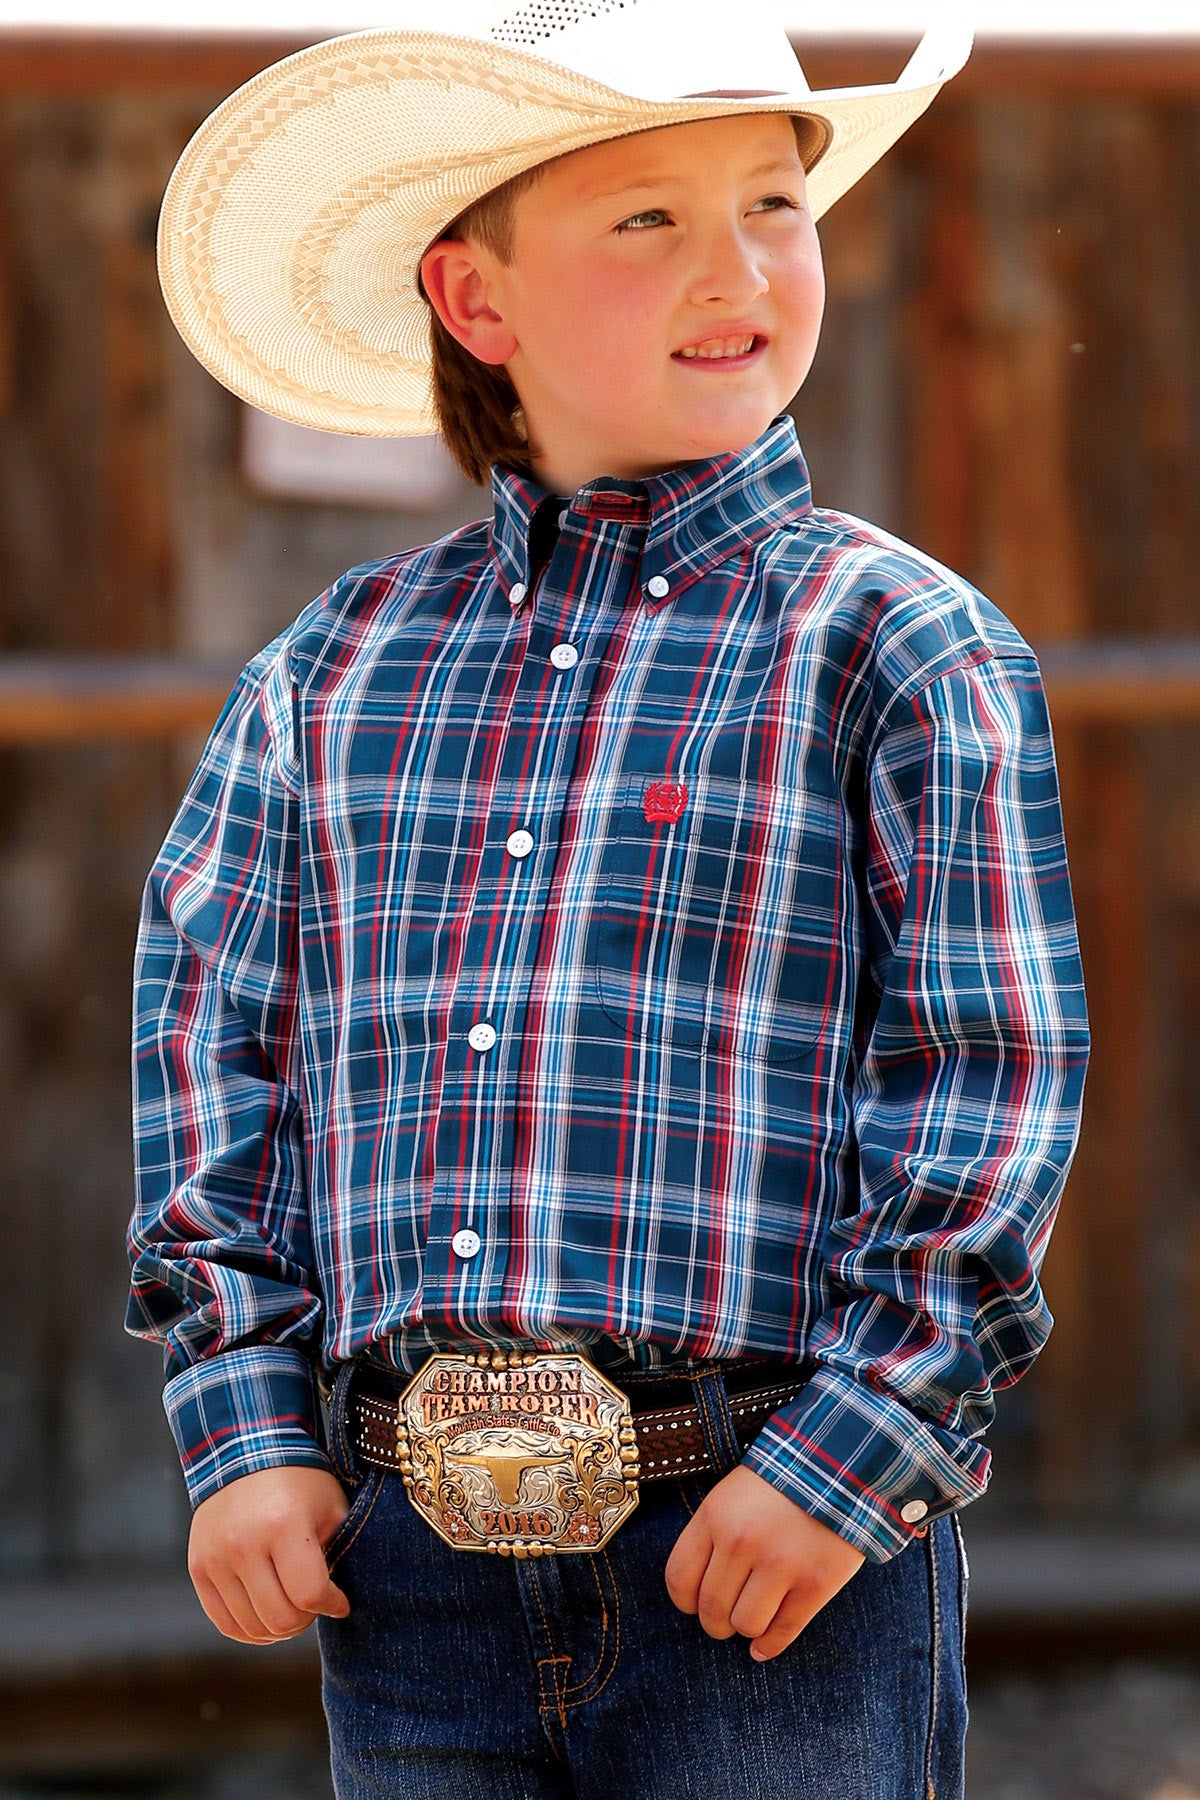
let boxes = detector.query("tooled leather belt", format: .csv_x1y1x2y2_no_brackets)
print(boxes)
348,1359,806,1484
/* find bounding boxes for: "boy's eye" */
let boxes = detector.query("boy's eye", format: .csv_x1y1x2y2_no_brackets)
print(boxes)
614,209,668,233
613,195,799,234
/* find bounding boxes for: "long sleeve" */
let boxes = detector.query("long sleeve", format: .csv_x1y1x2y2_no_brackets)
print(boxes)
126,639,329,1507
742,649,1090,1560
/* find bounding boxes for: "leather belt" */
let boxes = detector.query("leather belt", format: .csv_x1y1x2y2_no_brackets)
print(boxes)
348,1359,805,1486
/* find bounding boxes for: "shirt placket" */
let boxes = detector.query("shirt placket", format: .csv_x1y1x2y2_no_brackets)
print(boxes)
422,499,648,1331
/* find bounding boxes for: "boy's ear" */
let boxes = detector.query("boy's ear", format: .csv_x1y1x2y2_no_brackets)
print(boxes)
420,240,518,367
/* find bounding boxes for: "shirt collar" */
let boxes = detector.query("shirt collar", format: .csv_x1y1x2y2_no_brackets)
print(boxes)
488,414,813,613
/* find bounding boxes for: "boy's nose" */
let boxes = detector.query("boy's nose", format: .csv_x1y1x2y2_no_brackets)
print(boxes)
686,222,770,310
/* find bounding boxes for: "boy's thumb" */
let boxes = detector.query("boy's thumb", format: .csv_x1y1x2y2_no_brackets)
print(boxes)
317,1575,351,1617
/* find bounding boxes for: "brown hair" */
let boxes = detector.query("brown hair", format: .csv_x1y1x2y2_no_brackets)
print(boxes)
424,164,547,488
423,117,823,488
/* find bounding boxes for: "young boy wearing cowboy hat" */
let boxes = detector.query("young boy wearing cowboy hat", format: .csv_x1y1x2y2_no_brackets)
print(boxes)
127,3,1089,1794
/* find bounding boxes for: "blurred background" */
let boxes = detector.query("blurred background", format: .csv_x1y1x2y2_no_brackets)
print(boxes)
0,7,1199,1797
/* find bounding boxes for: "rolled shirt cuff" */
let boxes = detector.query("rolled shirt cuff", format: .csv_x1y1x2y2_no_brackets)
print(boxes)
163,1344,330,1508
741,1364,991,1562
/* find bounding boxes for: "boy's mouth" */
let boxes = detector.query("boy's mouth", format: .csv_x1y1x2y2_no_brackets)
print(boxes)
673,332,765,365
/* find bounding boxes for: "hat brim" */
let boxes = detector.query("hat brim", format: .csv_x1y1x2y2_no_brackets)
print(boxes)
158,28,959,437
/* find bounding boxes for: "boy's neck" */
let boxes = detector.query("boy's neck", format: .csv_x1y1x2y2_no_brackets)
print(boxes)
530,451,668,498
529,429,767,500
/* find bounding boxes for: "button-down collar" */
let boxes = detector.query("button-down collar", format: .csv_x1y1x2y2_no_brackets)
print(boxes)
488,413,814,611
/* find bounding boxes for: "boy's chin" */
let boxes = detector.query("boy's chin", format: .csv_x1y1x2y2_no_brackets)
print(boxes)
668,414,783,463
604,402,770,461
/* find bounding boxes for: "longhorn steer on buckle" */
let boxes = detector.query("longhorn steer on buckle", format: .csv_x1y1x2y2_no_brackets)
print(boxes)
396,1350,640,1555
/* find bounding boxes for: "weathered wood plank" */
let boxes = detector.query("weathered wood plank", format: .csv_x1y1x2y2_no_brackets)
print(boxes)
0,30,302,95
1031,724,1091,1510
1037,640,1200,720
0,655,237,740
3,32,1200,98
97,106,177,653
904,101,982,585
1055,729,1151,1497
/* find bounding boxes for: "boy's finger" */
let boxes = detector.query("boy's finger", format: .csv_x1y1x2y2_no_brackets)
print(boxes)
663,1513,713,1613
748,1591,819,1662
273,1536,351,1619
192,1569,267,1645
232,1569,302,1642
727,1566,789,1642
207,1569,279,1644
695,1549,752,1640
242,1557,323,1638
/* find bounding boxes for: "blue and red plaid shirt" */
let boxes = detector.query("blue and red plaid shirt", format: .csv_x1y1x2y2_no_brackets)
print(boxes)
127,413,1088,1560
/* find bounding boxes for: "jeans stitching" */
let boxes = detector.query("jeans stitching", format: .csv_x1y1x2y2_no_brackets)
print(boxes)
923,1525,943,1800
327,1362,361,1487
695,1370,745,1476
324,1466,386,1572
951,1511,969,1666
529,1562,570,1751
691,1379,718,1470
529,1560,564,1668
562,1550,622,1706
558,1554,610,1696
534,1692,569,1758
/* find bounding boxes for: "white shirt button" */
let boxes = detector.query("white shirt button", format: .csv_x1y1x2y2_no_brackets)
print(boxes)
509,581,528,607
900,1500,929,1524
468,1022,497,1052
452,1229,481,1259
550,643,578,670
558,510,569,528
506,829,534,859
646,575,670,599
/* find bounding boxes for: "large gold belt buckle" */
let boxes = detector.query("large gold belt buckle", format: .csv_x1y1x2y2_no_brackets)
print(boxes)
396,1350,639,1556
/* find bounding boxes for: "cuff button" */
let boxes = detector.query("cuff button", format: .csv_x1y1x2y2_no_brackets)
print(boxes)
900,1499,929,1524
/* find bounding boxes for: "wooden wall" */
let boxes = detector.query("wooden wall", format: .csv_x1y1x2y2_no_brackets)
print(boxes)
1,40,1199,1585
0,81,490,1579
809,85,1200,1522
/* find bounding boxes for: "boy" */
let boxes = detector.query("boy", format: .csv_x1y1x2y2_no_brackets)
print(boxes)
128,4,1090,1795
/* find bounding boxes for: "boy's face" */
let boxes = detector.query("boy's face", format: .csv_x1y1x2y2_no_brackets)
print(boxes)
445,113,824,495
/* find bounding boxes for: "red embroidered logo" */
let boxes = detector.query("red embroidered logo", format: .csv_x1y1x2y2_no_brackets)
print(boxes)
643,780,689,823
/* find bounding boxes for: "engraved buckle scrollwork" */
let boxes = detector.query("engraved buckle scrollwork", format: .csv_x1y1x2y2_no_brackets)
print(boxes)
396,1350,640,1555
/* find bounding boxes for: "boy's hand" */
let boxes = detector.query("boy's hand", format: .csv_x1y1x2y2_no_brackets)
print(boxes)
664,1465,865,1662
188,1466,353,1645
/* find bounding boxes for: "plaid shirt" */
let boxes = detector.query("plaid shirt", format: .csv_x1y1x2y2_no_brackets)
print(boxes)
127,414,1088,1560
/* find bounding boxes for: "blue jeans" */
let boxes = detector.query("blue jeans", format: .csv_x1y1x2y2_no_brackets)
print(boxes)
318,1363,968,1800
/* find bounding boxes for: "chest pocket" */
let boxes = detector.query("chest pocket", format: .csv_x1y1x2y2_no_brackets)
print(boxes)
590,772,841,1063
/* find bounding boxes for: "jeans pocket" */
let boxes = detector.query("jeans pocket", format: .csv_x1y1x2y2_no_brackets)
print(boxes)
323,1465,386,1573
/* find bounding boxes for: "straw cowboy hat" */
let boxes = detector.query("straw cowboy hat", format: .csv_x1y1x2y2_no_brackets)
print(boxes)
157,0,972,438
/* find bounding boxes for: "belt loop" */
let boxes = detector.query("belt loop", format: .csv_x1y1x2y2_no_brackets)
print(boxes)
689,1368,741,1476
327,1360,361,1486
